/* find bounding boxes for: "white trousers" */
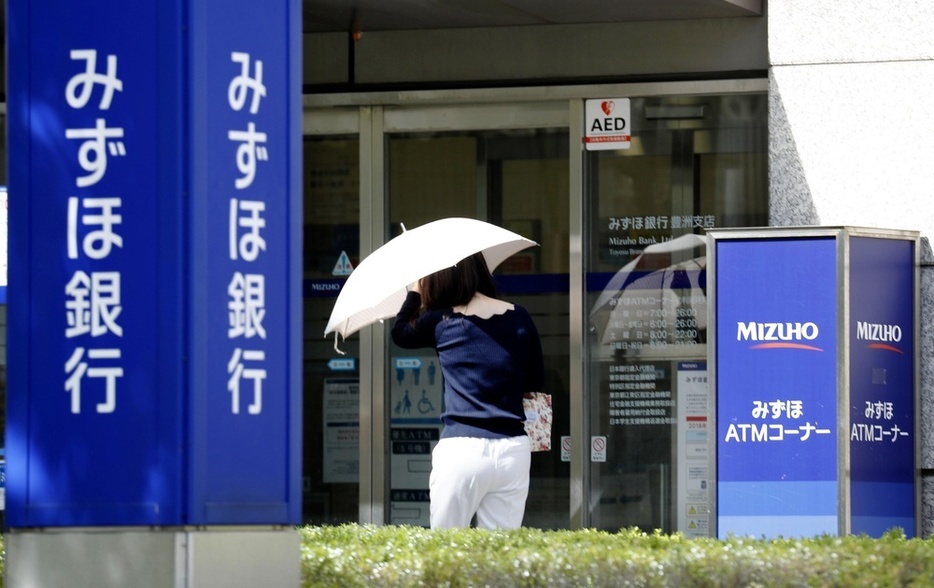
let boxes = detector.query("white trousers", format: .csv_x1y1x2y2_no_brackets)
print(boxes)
429,435,531,530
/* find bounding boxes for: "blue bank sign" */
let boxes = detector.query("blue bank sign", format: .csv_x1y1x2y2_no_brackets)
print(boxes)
714,236,839,538
848,236,916,536
710,228,918,539
7,0,301,527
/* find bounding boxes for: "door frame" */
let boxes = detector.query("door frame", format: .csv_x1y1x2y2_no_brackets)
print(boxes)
303,78,768,528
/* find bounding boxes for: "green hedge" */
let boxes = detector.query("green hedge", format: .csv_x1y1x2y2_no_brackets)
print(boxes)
1,526,932,586
300,525,934,587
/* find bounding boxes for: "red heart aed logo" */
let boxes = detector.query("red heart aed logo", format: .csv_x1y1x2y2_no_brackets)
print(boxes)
601,101,614,116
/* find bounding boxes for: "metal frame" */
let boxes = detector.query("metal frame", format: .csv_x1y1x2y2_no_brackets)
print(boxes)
568,98,587,528
357,106,387,524
303,79,768,109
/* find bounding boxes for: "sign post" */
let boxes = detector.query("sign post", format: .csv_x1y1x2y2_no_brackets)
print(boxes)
708,227,919,539
6,0,302,585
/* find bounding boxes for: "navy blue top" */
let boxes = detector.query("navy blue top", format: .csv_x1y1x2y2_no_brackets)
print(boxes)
391,291,545,440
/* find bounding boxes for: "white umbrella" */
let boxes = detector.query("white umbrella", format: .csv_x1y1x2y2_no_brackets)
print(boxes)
589,233,707,345
324,217,537,346
590,233,706,315
596,255,707,345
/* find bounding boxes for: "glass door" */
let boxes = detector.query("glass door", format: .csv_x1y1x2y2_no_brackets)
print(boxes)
302,122,362,525
383,104,572,529
584,93,768,533
301,86,768,531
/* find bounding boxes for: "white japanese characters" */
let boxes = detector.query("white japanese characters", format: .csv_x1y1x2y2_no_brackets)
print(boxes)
852,400,909,443
228,348,265,415
63,49,125,415
65,50,126,188
65,50,123,110
723,399,831,442
723,399,909,444
608,215,715,232
228,52,268,190
226,52,269,416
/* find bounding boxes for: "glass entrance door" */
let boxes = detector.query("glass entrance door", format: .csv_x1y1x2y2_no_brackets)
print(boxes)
302,135,361,525
584,93,768,533
300,85,768,531
384,111,571,528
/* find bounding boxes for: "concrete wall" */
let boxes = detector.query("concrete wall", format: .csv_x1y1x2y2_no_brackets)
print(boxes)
5,528,300,588
768,0,934,535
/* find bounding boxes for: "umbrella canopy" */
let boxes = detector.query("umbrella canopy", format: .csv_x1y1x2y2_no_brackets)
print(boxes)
591,233,706,315
324,217,537,341
595,255,707,345
590,233,707,345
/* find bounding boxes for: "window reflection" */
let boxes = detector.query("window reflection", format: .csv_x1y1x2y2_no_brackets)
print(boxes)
591,234,706,352
585,93,767,534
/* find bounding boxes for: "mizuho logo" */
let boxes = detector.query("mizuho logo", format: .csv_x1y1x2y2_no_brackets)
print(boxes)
737,322,819,341
855,321,901,343
856,321,905,354
736,322,823,351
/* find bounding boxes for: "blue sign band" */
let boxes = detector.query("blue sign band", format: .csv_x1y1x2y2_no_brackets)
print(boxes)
7,0,302,527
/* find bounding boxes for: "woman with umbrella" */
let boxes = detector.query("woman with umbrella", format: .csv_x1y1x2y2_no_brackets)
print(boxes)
391,252,545,530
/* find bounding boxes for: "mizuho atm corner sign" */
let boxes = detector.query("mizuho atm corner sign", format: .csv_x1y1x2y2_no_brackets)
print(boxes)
584,98,631,151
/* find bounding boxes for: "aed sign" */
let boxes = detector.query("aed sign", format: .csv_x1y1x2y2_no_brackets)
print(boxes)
584,98,631,151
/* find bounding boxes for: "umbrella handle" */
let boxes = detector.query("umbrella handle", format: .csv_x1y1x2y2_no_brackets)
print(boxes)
333,332,347,355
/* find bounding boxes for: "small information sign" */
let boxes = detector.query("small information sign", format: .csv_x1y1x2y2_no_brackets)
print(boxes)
584,98,631,151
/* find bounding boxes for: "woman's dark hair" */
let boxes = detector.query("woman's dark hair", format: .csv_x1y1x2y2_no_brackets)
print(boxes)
419,252,498,309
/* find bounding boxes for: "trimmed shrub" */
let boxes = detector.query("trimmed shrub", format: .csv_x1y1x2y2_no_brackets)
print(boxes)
300,525,934,587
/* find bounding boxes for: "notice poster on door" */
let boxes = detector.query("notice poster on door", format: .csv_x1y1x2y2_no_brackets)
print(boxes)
676,361,709,537
390,355,443,526
605,362,672,427
323,378,359,484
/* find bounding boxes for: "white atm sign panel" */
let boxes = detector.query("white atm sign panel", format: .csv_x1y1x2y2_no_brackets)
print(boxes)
584,98,631,151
